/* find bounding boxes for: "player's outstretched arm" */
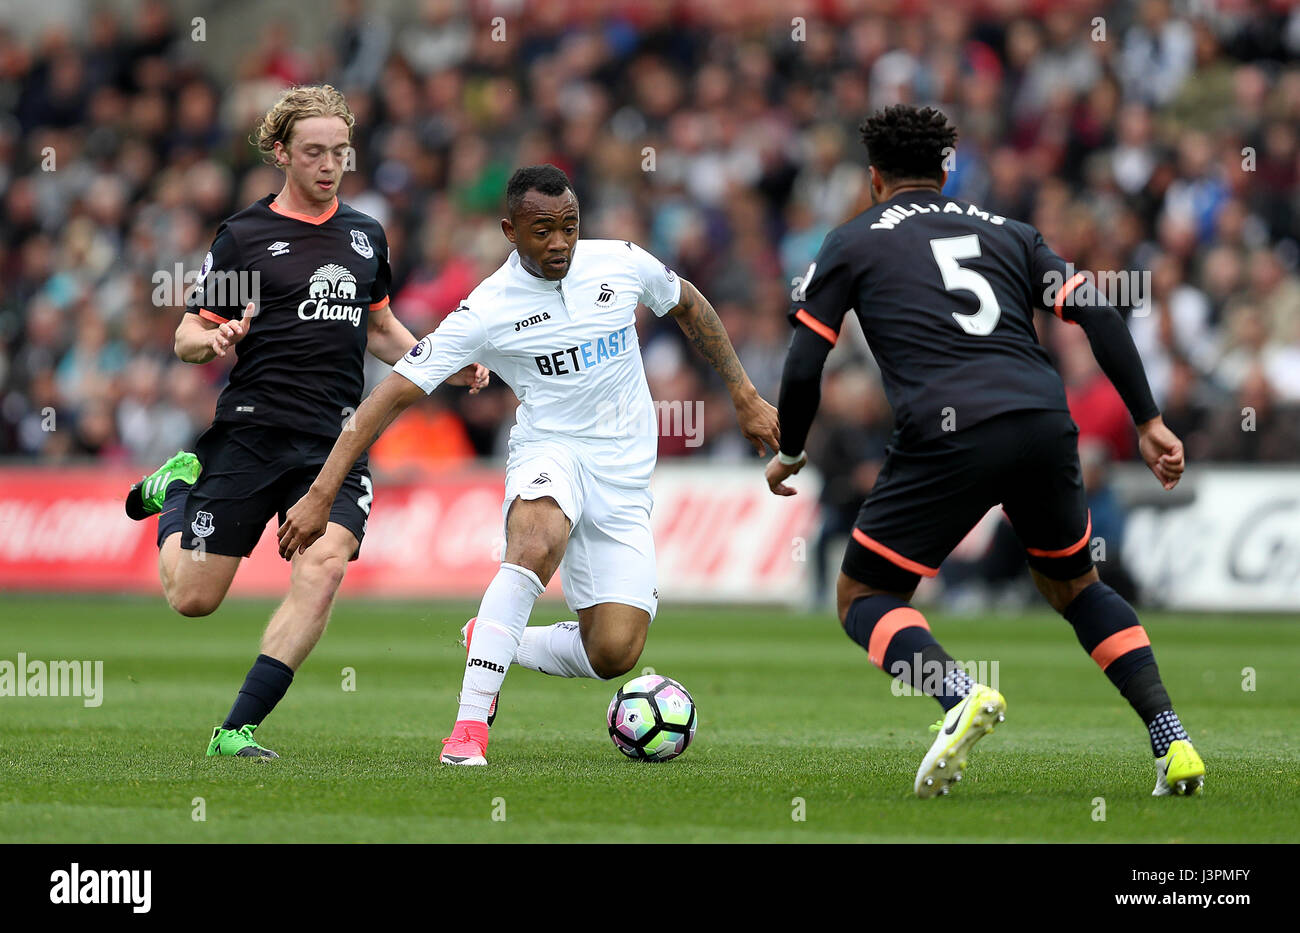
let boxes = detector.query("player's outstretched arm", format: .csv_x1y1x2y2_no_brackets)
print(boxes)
277,372,424,558
365,301,421,365
1055,281,1183,490
668,279,780,455
765,324,833,496
174,302,256,364
1137,415,1185,491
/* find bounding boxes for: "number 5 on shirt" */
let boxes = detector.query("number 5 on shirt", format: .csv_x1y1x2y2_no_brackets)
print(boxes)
930,234,1002,337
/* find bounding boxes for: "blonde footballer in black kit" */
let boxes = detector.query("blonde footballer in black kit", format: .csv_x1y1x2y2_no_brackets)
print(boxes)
124,85,486,758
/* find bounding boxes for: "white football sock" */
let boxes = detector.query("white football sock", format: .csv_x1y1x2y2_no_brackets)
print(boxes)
516,622,603,679
456,563,544,722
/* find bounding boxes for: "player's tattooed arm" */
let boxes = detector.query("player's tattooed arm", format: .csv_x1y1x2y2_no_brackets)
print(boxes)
669,280,749,393
277,373,424,558
669,279,780,455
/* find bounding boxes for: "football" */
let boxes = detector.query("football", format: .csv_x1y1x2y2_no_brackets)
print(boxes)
607,674,697,762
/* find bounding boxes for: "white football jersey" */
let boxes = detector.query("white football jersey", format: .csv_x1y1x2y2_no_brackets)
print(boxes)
392,239,682,487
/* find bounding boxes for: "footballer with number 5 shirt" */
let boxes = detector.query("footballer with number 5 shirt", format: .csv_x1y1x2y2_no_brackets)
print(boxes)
278,165,780,766
767,105,1205,799
123,85,486,760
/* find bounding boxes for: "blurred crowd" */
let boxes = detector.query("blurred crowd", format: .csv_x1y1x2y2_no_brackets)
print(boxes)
2,0,1299,481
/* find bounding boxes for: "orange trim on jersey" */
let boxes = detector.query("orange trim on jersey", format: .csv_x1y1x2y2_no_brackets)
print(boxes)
1052,272,1087,324
851,528,939,578
1090,626,1151,671
268,197,339,225
1026,511,1092,558
794,308,838,346
867,607,931,669
369,296,390,311
198,308,230,325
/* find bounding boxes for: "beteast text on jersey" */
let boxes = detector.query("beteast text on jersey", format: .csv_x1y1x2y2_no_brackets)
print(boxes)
534,323,633,375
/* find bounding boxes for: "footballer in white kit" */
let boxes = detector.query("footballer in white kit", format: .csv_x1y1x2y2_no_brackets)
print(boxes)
279,165,780,765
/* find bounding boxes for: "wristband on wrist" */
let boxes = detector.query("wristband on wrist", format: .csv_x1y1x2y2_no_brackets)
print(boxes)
777,450,806,466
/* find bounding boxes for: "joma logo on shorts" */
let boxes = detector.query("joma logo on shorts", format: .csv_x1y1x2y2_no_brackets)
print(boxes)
467,658,505,673
514,312,551,332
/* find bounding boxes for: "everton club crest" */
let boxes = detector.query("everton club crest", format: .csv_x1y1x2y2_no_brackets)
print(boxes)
350,229,374,259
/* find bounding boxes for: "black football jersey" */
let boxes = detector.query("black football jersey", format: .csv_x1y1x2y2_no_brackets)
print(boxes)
185,195,392,439
790,188,1072,447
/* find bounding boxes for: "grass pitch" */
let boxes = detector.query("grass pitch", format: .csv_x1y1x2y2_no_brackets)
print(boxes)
1,595,1295,843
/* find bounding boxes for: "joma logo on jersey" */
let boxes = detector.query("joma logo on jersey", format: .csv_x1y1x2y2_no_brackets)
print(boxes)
513,311,551,332
534,325,631,376
299,263,363,326
467,658,506,674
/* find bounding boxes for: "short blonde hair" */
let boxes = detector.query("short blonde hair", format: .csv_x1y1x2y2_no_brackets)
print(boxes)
253,84,355,166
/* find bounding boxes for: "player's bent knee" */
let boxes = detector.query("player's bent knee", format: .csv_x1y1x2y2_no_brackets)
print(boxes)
836,574,890,625
1033,567,1100,614
588,643,640,680
293,553,348,599
837,575,918,625
583,625,646,680
505,535,566,582
167,587,223,618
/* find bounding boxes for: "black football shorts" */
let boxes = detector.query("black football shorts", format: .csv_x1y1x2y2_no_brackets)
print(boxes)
180,421,371,559
842,408,1094,593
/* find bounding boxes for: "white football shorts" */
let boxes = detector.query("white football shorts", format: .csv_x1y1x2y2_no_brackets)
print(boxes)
502,441,658,620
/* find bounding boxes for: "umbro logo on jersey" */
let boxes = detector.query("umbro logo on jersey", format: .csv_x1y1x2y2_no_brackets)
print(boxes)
530,473,551,486
299,263,363,326
268,241,291,256
595,283,615,305
513,311,551,332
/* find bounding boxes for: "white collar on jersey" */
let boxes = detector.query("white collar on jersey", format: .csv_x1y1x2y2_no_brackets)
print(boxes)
506,247,572,292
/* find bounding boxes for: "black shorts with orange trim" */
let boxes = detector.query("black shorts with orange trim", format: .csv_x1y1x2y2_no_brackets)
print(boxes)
842,408,1094,593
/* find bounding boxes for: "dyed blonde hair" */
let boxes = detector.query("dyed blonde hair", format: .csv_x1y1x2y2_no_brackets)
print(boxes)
253,84,355,166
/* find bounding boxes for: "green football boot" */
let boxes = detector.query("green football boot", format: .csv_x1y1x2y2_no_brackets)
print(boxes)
914,684,1006,798
206,724,279,759
125,450,201,520
1153,739,1205,796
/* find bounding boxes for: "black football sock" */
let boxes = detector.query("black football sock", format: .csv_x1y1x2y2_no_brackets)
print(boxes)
156,481,190,547
222,654,294,730
1145,709,1190,758
1062,581,1187,753
843,594,969,711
